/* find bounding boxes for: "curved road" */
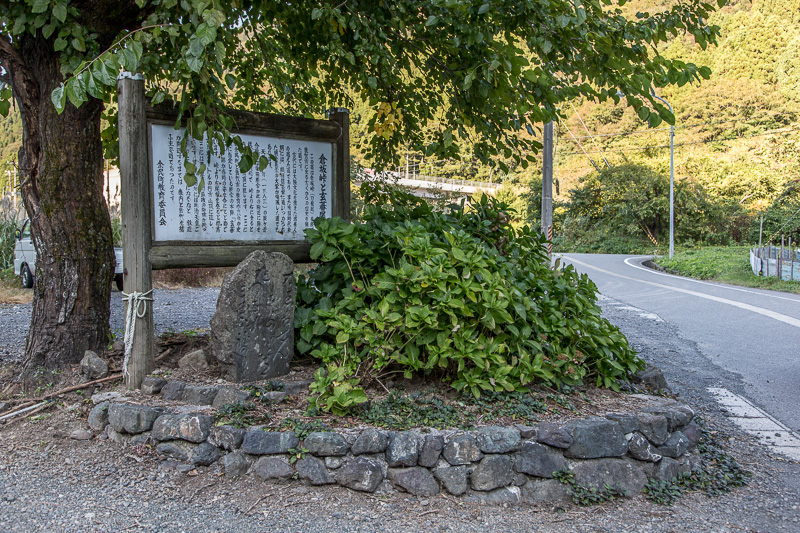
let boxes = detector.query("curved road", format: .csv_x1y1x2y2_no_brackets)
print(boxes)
561,253,800,436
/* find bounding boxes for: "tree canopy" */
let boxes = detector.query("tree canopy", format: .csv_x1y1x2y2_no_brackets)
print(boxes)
3,0,723,172
0,0,726,377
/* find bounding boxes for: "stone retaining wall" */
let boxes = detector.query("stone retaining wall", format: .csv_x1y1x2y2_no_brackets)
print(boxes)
87,380,702,505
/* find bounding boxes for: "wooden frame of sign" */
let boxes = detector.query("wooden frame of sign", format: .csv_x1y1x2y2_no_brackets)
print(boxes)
117,73,349,388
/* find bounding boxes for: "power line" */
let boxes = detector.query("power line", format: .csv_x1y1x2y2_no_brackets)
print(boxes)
569,101,610,168
564,111,799,141
557,123,800,158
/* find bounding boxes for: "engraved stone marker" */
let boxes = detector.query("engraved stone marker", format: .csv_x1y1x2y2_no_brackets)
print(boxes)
211,250,296,381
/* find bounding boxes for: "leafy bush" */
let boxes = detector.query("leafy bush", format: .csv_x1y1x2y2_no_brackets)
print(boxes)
295,186,643,413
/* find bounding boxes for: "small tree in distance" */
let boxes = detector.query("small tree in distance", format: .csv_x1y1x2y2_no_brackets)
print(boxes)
0,0,725,379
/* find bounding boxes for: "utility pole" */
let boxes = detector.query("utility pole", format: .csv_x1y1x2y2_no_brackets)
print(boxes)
542,121,554,254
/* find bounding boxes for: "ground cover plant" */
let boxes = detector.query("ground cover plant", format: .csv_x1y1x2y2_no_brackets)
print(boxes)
295,186,643,413
655,246,800,294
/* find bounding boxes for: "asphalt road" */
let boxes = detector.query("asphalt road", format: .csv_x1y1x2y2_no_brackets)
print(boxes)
561,253,800,434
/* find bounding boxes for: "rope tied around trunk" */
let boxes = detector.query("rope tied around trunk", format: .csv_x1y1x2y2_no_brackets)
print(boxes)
121,289,153,381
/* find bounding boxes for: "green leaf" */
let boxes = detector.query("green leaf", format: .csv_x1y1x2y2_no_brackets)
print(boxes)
31,0,49,14
183,172,197,187
51,84,67,113
238,154,253,173
425,15,438,26
65,78,86,108
225,73,237,90
184,161,197,174
478,3,490,15
53,4,67,22
54,37,68,51
0,100,10,117
637,106,650,121
71,37,86,52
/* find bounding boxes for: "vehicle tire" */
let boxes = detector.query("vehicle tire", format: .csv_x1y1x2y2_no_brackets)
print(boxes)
21,264,33,288
114,274,124,292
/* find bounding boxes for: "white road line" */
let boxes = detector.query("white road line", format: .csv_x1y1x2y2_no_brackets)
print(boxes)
623,256,800,304
708,387,800,462
564,256,800,330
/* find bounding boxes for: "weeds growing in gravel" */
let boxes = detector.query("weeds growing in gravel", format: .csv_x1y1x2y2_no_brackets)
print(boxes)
213,402,269,428
643,418,752,505
553,470,628,506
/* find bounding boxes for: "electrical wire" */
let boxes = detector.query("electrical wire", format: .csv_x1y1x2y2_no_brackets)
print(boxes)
556,123,800,157
560,118,600,170
569,101,610,168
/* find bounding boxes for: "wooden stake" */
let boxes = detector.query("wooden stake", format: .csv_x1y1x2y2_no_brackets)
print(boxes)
118,73,154,390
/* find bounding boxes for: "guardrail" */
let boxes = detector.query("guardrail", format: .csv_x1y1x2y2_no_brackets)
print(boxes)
750,244,800,281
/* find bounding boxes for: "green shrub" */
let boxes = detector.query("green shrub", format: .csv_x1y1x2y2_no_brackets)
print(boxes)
295,186,643,413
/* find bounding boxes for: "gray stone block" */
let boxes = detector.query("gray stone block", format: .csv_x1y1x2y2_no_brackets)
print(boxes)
161,381,186,401
681,422,703,449
535,423,573,449
471,455,514,491
151,413,213,443
633,364,669,391
564,418,628,459
656,431,690,458
141,376,167,395
637,413,670,445
475,426,521,454
252,456,294,480
388,467,440,497
212,387,252,409
643,405,694,431
304,432,350,456
652,456,685,482
521,479,571,503
80,350,108,380
336,457,386,493
210,251,295,381
178,349,209,371
433,466,468,496
325,457,344,469
192,442,223,466
514,424,537,439
513,441,567,478
108,404,161,435
605,413,640,434
386,431,419,467
224,451,252,477
183,385,219,406
283,380,312,396
418,435,444,467
571,458,648,497
295,457,334,485
627,432,662,462
465,486,521,504
87,401,110,432
241,430,299,455
208,425,246,451
351,429,388,455
443,434,483,465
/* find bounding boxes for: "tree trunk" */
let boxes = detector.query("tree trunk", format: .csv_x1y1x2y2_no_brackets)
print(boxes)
7,36,114,379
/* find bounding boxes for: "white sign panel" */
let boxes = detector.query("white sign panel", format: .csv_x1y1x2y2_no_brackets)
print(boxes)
150,124,333,242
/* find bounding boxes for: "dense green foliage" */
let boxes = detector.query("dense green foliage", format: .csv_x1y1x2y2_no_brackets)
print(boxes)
295,187,643,413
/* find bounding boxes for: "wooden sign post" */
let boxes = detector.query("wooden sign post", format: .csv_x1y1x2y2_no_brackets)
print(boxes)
117,73,350,389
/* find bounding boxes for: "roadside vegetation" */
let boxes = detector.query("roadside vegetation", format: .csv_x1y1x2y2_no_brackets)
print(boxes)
654,247,800,294
296,186,643,414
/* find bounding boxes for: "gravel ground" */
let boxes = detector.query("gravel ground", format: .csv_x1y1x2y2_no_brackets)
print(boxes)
1,290,799,531
0,287,221,363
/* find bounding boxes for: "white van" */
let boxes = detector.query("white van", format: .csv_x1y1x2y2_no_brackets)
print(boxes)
14,219,124,290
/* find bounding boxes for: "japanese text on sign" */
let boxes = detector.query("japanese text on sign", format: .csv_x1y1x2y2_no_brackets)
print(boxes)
150,124,333,242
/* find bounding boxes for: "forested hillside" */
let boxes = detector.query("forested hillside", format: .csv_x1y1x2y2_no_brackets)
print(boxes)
551,0,800,252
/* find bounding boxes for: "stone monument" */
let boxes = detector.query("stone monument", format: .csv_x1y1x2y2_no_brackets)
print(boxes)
211,251,296,381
